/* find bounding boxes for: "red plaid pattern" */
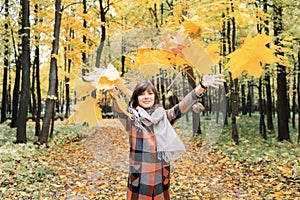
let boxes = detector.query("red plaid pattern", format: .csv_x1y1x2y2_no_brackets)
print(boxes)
115,89,198,199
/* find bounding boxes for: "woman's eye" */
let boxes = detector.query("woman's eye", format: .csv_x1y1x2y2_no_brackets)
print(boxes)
147,90,154,94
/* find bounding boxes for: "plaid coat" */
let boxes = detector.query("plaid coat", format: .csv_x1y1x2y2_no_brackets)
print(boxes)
117,89,198,200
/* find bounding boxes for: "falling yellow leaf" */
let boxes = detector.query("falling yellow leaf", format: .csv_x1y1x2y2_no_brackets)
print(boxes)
124,35,216,76
157,33,190,55
116,80,132,97
74,78,96,98
126,48,191,76
205,43,220,65
182,20,201,38
84,63,120,90
69,96,101,127
225,33,277,79
182,39,214,74
110,90,133,118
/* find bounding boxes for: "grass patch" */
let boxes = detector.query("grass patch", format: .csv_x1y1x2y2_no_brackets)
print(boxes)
0,121,80,199
214,114,300,180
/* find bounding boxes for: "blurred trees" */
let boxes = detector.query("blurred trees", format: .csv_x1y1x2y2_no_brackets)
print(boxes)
0,0,298,145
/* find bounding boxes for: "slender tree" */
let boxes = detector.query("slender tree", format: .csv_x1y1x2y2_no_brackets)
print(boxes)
33,42,42,136
273,3,290,141
247,81,253,117
64,28,73,118
227,2,239,145
1,0,9,123
82,0,87,64
297,50,300,144
186,67,201,135
221,12,230,126
263,0,274,132
241,84,247,115
10,28,21,128
149,3,159,28
95,0,109,68
256,2,267,139
31,3,42,136
258,79,267,139
291,55,297,129
38,0,62,144
16,0,31,143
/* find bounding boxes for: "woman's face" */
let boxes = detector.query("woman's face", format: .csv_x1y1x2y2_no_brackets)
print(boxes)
138,89,155,109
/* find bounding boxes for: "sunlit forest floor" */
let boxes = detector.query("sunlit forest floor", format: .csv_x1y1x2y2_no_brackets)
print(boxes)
0,114,299,199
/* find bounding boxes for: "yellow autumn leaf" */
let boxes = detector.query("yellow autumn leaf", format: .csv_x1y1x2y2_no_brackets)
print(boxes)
116,80,132,97
126,48,191,76
68,113,76,123
157,33,190,55
69,96,101,127
103,63,120,80
74,78,96,98
225,33,277,79
110,90,133,118
205,43,221,65
84,63,120,90
182,39,214,74
182,20,201,38
98,76,120,90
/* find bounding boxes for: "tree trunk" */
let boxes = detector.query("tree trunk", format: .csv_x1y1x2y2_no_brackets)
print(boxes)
81,0,89,79
7,69,12,115
265,75,274,131
31,49,38,130
263,0,274,132
254,11,267,139
276,64,290,141
16,0,31,143
11,28,21,128
1,0,9,123
228,2,239,145
241,84,247,115
231,77,239,145
160,69,166,108
292,55,297,129
221,12,229,126
182,72,189,122
247,82,252,117
64,56,71,118
297,50,300,144
186,67,201,135
95,0,107,68
38,0,62,145
64,28,73,118
33,3,42,135
274,4,290,141
259,79,267,139
216,63,225,124
35,45,42,136
32,3,41,136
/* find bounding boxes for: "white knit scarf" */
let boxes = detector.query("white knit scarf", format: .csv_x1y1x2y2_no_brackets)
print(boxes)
129,106,186,162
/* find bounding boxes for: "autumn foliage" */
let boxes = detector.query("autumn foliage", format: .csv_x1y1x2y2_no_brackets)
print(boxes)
0,0,299,199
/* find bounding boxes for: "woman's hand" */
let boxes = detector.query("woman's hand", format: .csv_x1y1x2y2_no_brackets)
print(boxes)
202,74,226,88
195,74,226,96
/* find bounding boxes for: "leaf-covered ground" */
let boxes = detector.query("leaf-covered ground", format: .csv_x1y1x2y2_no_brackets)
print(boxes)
0,115,300,199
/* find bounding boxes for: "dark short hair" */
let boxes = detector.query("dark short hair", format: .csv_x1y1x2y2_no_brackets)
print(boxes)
129,81,160,108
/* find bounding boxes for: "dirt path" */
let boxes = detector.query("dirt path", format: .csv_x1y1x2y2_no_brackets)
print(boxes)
44,119,299,199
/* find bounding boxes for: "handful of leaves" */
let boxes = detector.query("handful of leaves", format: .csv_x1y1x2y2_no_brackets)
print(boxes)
69,64,121,127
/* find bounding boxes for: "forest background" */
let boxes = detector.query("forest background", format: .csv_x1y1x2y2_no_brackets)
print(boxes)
0,0,299,199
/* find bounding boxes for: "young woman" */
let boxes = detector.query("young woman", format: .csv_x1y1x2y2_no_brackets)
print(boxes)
112,74,225,199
